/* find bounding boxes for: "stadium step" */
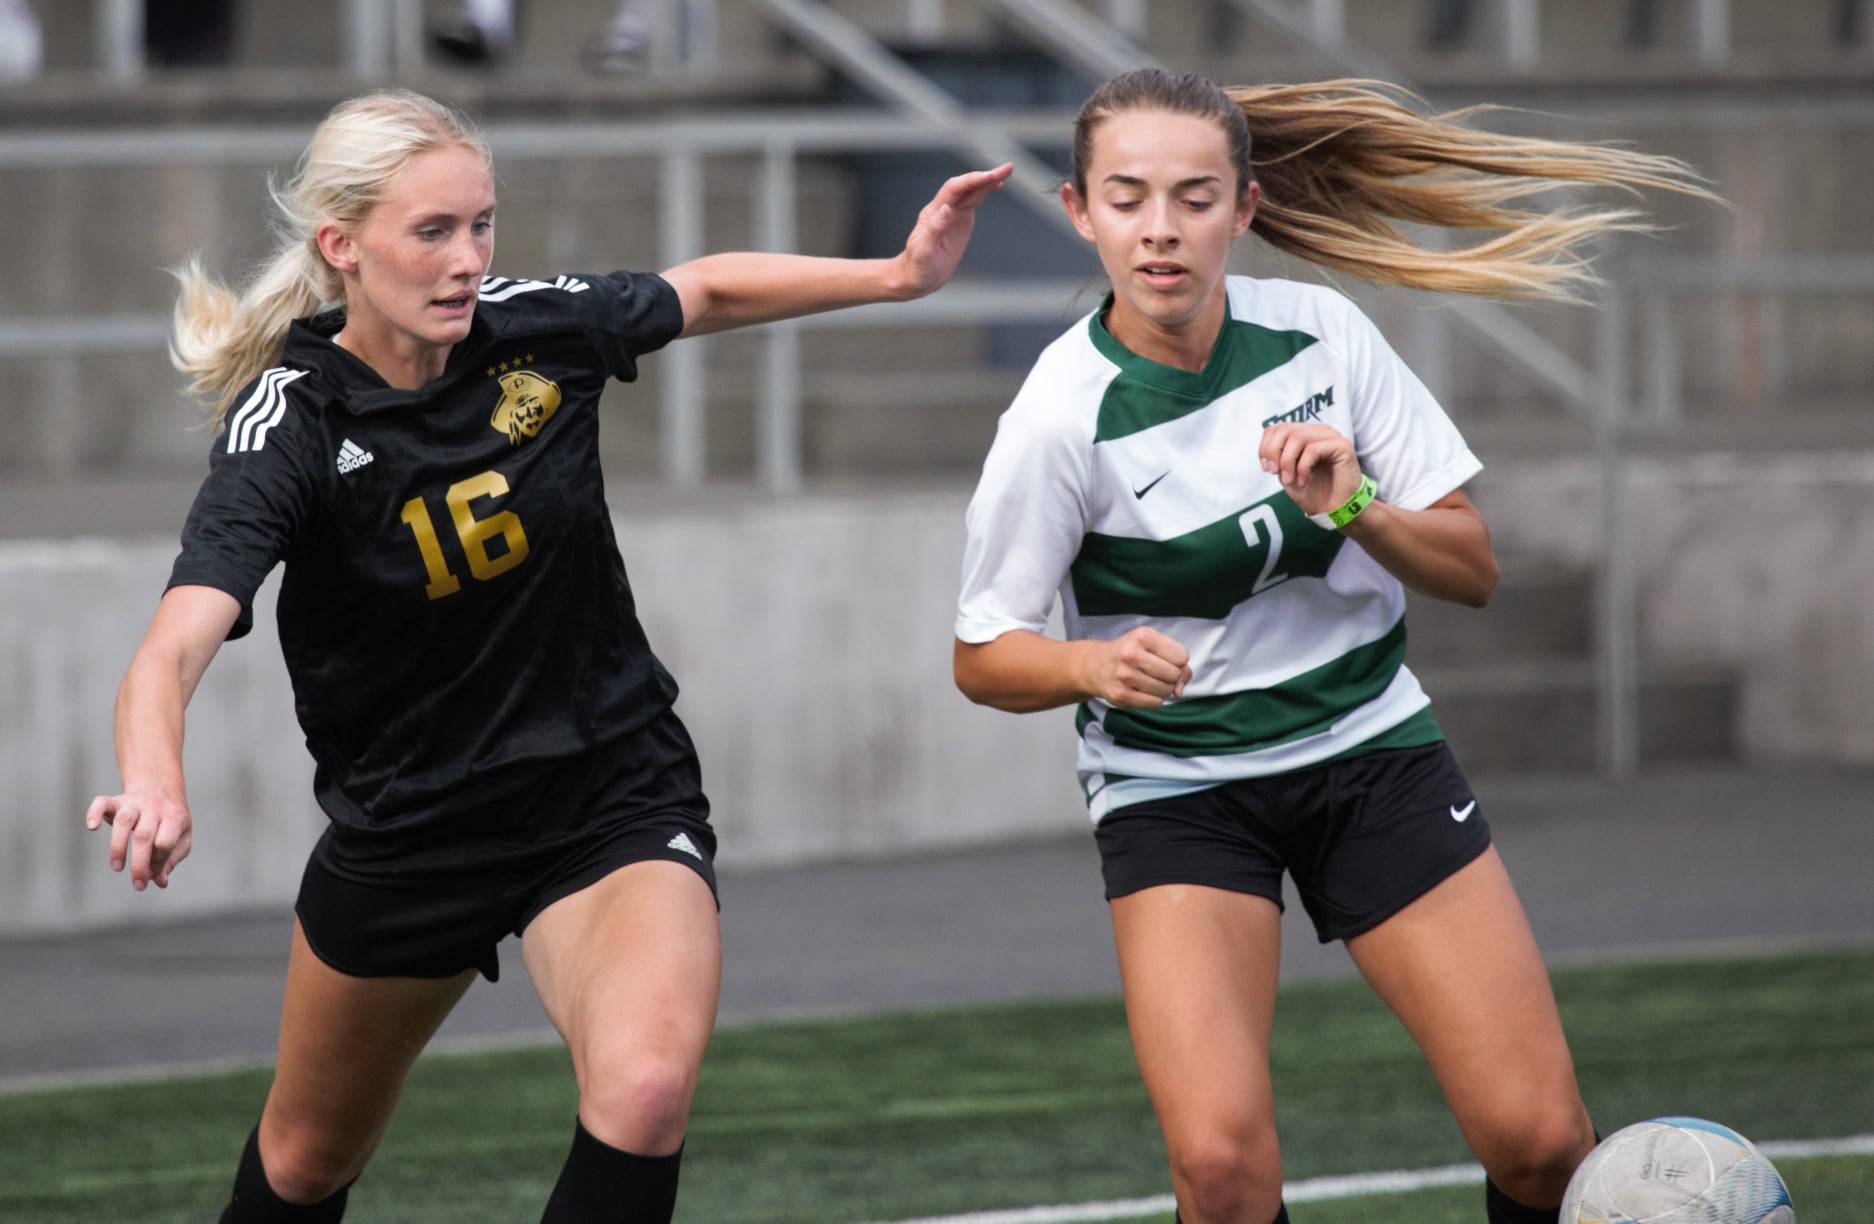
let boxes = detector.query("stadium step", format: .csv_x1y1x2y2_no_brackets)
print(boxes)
1405,571,1592,667
1421,658,1738,774
1408,561,1738,771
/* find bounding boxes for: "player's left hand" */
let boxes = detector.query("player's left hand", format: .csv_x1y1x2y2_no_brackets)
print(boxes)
1260,423,1364,518
892,164,1014,299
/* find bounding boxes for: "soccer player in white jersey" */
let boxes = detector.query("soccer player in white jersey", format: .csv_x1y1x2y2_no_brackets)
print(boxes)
954,70,1711,1224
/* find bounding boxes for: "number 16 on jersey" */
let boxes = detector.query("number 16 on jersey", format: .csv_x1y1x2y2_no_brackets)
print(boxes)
399,470,530,600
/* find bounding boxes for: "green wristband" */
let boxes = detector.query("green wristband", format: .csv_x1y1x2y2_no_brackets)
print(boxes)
1312,473,1377,530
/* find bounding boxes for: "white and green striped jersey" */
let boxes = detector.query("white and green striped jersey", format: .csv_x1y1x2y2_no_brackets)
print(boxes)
957,276,1481,822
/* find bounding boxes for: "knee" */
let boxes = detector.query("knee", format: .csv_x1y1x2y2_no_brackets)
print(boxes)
579,1050,698,1154
1167,1123,1283,1224
1476,1105,1595,1206
258,1120,369,1206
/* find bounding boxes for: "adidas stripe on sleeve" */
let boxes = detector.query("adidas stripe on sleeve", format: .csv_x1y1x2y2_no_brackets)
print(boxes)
169,366,318,640
480,271,685,383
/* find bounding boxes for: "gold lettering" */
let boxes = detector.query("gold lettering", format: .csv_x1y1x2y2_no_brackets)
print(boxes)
400,470,531,598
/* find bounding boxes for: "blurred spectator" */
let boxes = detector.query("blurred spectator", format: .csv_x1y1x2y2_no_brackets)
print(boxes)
0,0,236,79
431,0,657,71
432,0,516,63
0,0,41,81
1626,0,1663,49
591,1,653,72
145,0,237,68
1837,0,1869,46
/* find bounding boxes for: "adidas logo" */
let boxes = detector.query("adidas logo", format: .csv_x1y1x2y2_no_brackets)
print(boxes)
336,439,374,475
666,832,703,861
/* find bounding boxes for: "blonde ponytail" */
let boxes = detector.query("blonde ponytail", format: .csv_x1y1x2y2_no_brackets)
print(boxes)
1071,71,1720,302
170,88,490,426
170,245,332,427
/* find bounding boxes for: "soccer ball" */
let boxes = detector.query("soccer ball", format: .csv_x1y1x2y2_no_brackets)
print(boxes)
1561,1118,1794,1223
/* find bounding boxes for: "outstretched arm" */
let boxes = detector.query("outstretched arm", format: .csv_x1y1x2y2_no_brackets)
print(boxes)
85,585,241,891
662,164,1012,338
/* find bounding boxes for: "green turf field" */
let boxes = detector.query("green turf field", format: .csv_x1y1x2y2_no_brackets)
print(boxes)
3,946,1870,1222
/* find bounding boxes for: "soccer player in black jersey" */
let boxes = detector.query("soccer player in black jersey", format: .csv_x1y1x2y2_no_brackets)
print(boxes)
82,89,1010,1223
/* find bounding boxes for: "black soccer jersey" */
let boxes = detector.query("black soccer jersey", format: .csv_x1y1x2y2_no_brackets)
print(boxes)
168,271,687,835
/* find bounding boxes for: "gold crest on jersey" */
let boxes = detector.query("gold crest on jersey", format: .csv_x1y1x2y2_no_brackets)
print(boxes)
486,355,561,445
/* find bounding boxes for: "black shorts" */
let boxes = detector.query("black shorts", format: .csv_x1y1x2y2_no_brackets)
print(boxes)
295,709,717,983
1093,742,1490,944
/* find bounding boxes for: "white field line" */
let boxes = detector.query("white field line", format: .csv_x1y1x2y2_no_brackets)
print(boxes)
869,1136,1874,1224
10,934,1873,1098
0,1026,563,1098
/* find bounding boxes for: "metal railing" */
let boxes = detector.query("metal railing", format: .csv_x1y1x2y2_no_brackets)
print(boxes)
0,110,1082,494
1633,255,1874,425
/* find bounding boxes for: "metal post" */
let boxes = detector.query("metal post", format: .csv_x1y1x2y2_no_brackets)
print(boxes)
1594,286,1639,776
1641,285,1682,425
44,357,83,478
1308,0,1345,47
342,0,389,78
660,150,706,487
757,144,802,493
1759,292,1787,398
1695,0,1731,64
96,0,143,80
689,0,721,71
649,0,685,74
1504,0,1540,67
1406,303,1454,408
394,0,425,75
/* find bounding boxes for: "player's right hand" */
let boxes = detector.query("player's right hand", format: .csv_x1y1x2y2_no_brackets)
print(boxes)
1082,627,1192,709
85,789,193,891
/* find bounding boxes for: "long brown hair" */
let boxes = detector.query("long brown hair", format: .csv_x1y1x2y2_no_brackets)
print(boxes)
1070,70,1716,301
171,89,491,426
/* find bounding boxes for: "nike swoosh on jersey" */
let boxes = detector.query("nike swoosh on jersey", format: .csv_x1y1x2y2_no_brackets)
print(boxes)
1450,801,1477,822
1133,470,1171,499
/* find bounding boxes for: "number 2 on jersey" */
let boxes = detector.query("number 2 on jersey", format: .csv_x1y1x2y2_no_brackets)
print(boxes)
1238,503,1290,595
399,470,530,600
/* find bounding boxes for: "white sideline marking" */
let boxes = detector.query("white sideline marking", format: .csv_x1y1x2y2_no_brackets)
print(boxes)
0,1027,563,1098
871,1136,1874,1224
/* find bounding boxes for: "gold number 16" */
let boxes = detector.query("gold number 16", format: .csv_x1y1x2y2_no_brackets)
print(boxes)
399,470,530,600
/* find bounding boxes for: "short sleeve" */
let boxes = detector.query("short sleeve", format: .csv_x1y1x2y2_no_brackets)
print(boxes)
956,400,1092,644
584,271,685,382
1339,301,1482,511
167,392,317,641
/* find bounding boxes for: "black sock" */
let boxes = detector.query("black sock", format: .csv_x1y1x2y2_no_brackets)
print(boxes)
220,1126,351,1223
541,1118,683,1223
1486,1178,1560,1224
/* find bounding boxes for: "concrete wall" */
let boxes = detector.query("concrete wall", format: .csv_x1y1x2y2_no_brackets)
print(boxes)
0,492,1085,936
1478,450,1874,764
7,453,1874,935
